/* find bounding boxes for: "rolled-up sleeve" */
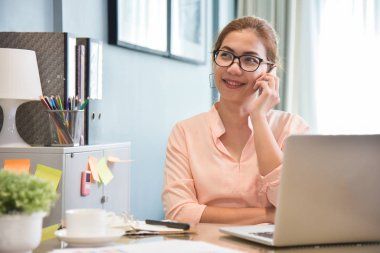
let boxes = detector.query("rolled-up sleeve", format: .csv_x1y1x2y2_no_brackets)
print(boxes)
261,113,310,207
162,124,206,223
259,166,281,206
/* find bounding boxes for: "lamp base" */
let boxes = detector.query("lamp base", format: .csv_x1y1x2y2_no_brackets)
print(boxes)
0,99,31,147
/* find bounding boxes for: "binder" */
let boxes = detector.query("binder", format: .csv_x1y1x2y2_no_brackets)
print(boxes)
0,32,76,146
76,38,103,145
76,38,103,100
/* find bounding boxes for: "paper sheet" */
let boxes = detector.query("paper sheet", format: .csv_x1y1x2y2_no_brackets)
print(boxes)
34,164,62,191
48,239,243,253
110,220,192,236
4,159,30,174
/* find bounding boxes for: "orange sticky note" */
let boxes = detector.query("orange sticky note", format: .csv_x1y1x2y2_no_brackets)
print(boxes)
4,159,30,174
88,156,100,182
34,164,62,191
97,158,113,186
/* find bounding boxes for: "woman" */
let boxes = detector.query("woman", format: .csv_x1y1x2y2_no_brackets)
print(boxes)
162,16,309,224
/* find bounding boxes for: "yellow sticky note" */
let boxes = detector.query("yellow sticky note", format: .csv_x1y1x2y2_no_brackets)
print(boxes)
41,224,60,241
4,159,30,174
88,156,100,182
34,164,62,191
97,158,113,186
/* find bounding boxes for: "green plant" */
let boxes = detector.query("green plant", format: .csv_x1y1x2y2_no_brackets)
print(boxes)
0,170,58,215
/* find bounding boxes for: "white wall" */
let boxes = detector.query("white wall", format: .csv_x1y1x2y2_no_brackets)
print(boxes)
0,0,234,219
0,0,54,31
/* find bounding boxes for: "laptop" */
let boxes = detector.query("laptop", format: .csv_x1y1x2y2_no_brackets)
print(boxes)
220,135,380,247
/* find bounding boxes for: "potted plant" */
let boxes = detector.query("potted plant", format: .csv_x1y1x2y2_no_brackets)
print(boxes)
0,170,58,253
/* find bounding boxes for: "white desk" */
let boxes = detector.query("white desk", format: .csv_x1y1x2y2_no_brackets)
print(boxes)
34,223,380,253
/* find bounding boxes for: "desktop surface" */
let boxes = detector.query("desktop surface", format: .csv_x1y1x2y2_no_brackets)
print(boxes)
34,223,380,253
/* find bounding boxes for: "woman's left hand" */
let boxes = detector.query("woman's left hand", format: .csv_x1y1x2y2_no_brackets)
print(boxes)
244,72,280,117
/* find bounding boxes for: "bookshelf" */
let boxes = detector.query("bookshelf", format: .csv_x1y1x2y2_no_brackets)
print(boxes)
0,32,102,146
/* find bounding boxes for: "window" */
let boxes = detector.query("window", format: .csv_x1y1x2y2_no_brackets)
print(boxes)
315,0,380,134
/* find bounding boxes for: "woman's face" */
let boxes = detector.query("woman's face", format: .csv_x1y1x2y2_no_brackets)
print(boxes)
213,29,268,104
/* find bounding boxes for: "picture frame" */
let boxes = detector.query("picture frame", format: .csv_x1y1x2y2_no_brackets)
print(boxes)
108,0,207,65
108,0,169,56
169,0,207,64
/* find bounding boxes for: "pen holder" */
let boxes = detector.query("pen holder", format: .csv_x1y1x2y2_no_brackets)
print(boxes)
47,110,84,146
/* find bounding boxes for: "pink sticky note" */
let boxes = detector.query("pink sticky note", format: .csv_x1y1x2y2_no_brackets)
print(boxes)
107,156,133,163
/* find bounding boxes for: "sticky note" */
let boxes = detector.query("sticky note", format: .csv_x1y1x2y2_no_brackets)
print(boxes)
88,156,100,182
4,159,30,174
107,156,133,163
34,164,62,191
97,158,113,186
41,224,60,241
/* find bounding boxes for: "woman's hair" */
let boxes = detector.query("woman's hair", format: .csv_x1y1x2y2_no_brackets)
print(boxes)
213,16,279,65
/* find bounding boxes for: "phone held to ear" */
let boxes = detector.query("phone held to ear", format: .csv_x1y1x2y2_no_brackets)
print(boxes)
267,64,276,73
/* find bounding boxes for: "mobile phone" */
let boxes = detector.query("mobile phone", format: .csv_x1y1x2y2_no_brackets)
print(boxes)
267,64,276,73
145,219,190,230
80,171,91,196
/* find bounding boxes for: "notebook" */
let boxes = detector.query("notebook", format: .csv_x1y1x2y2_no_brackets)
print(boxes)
220,135,380,247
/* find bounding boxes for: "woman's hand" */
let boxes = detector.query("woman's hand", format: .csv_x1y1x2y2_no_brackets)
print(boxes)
243,71,280,117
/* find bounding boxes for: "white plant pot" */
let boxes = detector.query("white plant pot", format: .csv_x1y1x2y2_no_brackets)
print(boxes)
0,212,47,253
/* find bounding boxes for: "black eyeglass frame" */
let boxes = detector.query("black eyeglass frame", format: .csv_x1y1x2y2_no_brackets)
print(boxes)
213,50,274,72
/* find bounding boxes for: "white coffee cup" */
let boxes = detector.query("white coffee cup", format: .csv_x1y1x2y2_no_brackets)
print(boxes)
65,208,107,237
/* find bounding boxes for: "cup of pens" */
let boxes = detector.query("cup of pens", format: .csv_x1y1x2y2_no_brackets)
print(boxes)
47,110,84,146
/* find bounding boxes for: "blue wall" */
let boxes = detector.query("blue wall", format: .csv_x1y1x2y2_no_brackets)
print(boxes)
0,0,234,220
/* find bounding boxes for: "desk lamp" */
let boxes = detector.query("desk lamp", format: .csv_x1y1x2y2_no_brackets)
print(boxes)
0,48,42,147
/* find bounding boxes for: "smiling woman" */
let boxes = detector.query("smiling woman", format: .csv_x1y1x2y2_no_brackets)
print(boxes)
162,16,309,225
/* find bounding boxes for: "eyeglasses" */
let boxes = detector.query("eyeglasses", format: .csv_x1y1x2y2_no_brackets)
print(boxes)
213,50,274,72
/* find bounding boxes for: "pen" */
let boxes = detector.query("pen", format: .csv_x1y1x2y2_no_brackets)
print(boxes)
43,96,53,109
66,97,69,110
74,96,79,110
80,98,89,110
56,95,63,110
40,96,51,110
51,96,58,110
145,219,190,230
69,97,73,110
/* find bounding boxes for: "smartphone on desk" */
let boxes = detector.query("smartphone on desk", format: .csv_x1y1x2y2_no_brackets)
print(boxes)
145,219,190,230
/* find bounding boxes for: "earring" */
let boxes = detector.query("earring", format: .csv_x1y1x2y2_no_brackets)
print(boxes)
209,73,219,104
209,73,216,88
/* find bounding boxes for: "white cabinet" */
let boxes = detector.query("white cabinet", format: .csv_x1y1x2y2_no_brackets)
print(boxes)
0,143,131,226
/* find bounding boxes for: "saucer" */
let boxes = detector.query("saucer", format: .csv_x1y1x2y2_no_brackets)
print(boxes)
55,228,125,246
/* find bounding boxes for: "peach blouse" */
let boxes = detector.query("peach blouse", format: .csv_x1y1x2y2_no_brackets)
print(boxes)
162,104,309,223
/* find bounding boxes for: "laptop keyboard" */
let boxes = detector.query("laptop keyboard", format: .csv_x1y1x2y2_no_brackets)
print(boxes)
249,232,274,239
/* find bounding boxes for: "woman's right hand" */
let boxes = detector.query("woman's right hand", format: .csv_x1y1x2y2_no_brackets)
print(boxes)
250,72,280,118
242,67,280,118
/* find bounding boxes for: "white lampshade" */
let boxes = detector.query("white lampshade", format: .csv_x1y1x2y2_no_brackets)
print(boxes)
0,48,43,147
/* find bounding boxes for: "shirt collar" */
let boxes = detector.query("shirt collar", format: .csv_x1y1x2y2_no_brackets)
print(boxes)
208,102,254,141
209,103,225,140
